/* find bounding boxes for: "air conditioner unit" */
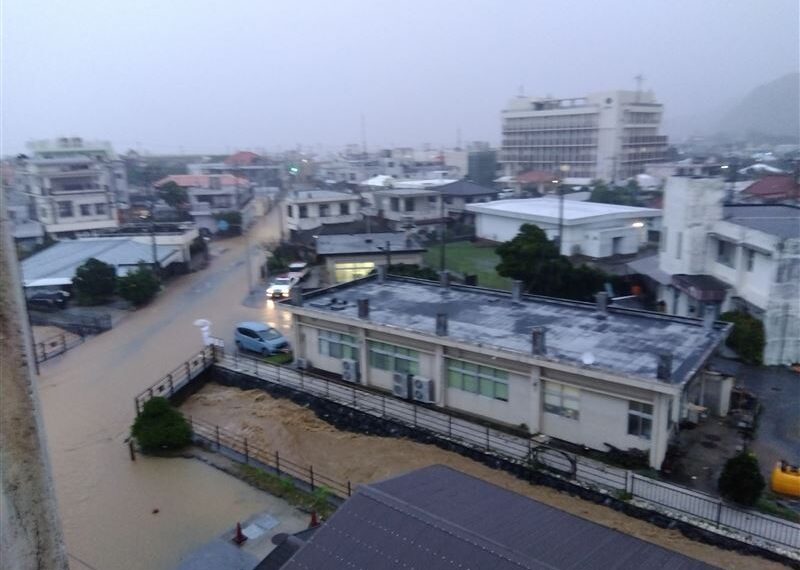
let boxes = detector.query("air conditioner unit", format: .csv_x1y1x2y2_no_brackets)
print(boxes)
341,358,360,383
392,372,411,399
296,357,311,370
411,376,435,403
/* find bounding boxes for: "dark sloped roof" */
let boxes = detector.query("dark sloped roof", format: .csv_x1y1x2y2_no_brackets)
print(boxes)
436,179,499,197
280,465,718,570
723,204,800,239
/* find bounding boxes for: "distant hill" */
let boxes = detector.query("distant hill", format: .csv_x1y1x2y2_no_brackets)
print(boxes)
716,73,799,141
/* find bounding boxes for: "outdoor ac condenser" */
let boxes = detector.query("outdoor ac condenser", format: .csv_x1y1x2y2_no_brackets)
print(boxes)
411,376,435,403
341,358,360,383
296,357,311,370
392,372,411,399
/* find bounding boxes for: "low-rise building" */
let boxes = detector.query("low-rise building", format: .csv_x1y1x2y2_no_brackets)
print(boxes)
370,186,445,230
315,232,425,283
155,174,255,234
468,198,661,257
16,138,127,237
431,179,499,221
283,190,361,235
281,275,730,468
656,175,800,365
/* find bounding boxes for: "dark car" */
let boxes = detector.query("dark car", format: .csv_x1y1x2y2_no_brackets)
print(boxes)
27,291,69,311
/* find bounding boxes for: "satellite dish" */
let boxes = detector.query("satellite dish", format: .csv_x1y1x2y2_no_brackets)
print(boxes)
581,352,596,365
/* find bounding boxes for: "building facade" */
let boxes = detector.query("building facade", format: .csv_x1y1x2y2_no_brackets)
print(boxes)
468,198,661,257
500,90,669,181
281,276,730,469
284,190,362,234
155,174,255,234
16,138,126,237
657,176,800,365
369,185,445,230
315,232,425,284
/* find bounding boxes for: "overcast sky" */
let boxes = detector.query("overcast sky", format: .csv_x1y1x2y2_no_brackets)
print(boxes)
2,0,798,155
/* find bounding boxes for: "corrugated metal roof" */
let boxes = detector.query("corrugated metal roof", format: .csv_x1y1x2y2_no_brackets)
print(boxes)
21,238,178,286
280,465,718,570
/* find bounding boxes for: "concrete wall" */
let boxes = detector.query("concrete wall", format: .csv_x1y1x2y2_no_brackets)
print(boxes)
285,200,361,232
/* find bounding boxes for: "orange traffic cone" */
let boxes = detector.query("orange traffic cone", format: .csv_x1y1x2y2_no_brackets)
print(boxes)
233,522,247,545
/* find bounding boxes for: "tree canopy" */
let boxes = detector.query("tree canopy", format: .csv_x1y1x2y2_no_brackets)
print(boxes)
157,180,189,209
72,258,117,305
495,224,610,301
131,397,192,453
718,451,765,506
118,263,160,307
588,180,639,206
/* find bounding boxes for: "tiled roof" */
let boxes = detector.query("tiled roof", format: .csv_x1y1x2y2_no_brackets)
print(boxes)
741,176,797,199
225,151,261,166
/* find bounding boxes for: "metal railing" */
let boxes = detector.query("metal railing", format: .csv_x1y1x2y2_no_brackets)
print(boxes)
190,418,351,499
213,352,800,554
34,331,84,363
134,346,215,414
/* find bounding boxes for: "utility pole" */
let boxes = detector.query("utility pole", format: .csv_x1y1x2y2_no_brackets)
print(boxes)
439,194,446,271
385,240,392,267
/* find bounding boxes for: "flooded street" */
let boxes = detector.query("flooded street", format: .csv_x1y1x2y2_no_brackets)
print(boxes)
37,209,289,570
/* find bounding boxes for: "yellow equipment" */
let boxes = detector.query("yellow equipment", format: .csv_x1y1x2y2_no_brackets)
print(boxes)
771,461,800,498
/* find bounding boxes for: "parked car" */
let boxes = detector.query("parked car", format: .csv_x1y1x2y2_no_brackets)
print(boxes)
287,261,310,281
26,290,69,311
234,321,290,355
266,275,298,299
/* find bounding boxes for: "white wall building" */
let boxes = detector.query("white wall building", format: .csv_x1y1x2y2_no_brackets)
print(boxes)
17,138,126,237
500,90,669,181
370,186,445,230
656,176,800,365
284,190,362,234
281,275,730,469
468,198,661,257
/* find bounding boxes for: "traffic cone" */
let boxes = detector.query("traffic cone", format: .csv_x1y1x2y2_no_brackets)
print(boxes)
233,522,247,545
309,511,319,528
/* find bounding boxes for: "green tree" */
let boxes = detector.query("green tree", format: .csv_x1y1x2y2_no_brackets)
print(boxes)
157,180,189,209
588,180,638,206
213,211,243,235
131,397,192,453
72,258,117,305
718,451,765,506
719,311,765,365
117,263,161,307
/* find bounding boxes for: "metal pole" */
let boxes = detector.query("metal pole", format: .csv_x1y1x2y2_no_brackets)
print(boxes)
244,230,253,293
385,240,391,268
557,181,564,255
439,195,446,271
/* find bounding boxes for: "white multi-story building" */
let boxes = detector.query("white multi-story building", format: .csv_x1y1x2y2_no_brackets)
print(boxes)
656,176,800,365
501,90,669,181
369,184,445,230
281,274,731,469
17,138,126,237
283,190,362,234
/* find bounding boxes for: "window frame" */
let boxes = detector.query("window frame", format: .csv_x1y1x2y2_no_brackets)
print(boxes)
318,329,359,360
368,341,419,375
627,400,653,440
446,358,509,401
543,381,580,420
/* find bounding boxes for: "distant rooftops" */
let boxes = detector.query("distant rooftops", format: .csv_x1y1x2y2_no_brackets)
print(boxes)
467,197,661,224
315,232,424,256
723,204,800,239
287,189,358,203
286,275,729,384
270,465,715,570
741,176,797,202
434,179,498,197
155,174,249,188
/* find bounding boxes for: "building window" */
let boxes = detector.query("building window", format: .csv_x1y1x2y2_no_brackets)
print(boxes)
543,382,580,420
287,205,294,218
318,329,358,360
79,204,91,216
746,249,755,272
340,202,350,215
676,232,683,260
299,205,308,219
446,359,508,401
428,195,437,204
95,203,107,215
368,341,419,375
319,204,330,217
334,261,375,283
57,201,74,217
660,227,667,252
404,198,415,212
716,239,736,268
627,401,653,439
390,197,400,212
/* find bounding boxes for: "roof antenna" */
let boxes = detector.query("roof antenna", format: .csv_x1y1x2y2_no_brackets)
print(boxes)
360,113,367,156
634,74,644,102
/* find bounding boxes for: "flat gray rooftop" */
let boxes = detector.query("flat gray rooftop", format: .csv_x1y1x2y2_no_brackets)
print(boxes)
723,204,800,239
294,276,729,384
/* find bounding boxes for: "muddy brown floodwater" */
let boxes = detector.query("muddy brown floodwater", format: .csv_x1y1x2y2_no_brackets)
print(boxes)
36,212,292,570
181,383,785,570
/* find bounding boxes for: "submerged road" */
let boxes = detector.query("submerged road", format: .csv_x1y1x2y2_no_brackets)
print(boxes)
37,208,291,570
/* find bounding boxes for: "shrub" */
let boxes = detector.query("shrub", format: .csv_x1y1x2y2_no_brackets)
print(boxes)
72,257,117,305
719,311,765,365
384,263,439,280
118,263,160,307
718,451,765,506
131,397,192,453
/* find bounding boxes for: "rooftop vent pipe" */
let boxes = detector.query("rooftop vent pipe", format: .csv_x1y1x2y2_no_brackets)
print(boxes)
357,298,369,319
702,304,715,331
656,352,673,380
435,313,448,336
595,292,609,317
290,286,303,307
440,270,450,288
531,326,546,355
511,280,523,302
376,265,386,284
